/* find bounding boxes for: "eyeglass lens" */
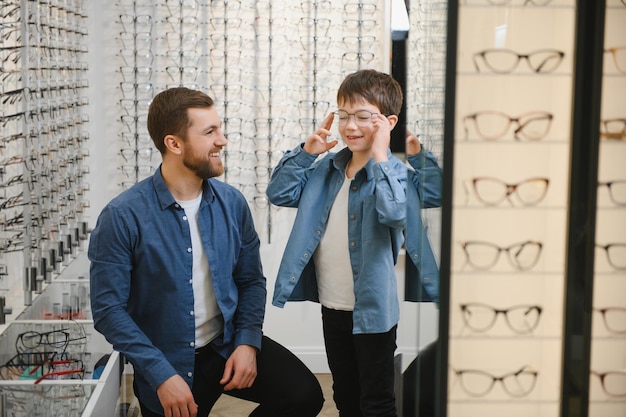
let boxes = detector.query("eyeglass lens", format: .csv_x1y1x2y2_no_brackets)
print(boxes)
334,110,378,127
591,370,626,397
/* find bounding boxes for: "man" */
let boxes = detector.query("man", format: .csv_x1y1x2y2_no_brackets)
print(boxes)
89,87,324,417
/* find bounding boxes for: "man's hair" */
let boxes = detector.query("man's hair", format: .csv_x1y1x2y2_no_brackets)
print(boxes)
147,87,214,154
336,69,403,116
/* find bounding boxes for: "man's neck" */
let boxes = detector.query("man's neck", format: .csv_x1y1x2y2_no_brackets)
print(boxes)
161,162,203,201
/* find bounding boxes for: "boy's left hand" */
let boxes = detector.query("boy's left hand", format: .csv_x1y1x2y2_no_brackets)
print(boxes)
371,113,392,162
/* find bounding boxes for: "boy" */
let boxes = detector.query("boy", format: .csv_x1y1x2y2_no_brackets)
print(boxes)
267,69,406,417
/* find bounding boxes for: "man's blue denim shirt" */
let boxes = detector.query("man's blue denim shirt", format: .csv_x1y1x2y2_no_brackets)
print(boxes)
88,166,266,414
267,145,407,334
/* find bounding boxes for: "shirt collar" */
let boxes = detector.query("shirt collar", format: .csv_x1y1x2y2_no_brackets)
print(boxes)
152,164,216,210
330,147,391,180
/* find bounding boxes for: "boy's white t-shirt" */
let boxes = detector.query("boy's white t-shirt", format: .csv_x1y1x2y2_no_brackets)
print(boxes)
177,194,224,348
314,174,356,311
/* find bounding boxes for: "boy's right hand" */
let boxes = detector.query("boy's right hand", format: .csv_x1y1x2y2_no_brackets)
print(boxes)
303,112,339,155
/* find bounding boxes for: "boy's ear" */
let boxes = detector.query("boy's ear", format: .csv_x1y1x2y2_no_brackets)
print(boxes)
387,114,399,130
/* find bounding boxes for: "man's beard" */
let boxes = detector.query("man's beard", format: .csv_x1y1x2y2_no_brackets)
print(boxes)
182,151,224,180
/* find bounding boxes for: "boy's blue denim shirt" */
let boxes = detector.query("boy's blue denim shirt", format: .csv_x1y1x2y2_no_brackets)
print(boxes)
88,166,266,414
267,144,407,334
405,150,443,305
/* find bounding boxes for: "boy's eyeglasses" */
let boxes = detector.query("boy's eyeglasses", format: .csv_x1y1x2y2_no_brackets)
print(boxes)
334,110,387,128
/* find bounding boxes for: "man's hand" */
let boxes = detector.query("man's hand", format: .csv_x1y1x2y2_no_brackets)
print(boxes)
303,112,339,155
157,374,198,417
220,344,258,391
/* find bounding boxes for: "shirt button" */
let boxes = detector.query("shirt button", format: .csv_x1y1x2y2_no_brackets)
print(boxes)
413,254,420,260
303,253,309,258
290,276,296,281
316,230,321,235
187,372,192,378
190,311,194,316
350,214,356,220
183,215,188,221
423,277,431,282
175,204,181,209
351,185,357,191
189,279,193,284
350,241,356,247
187,247,192,253
190,342,195,347
352,269,358,275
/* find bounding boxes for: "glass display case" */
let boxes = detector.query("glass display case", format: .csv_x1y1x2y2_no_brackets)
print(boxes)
589,1,626,417
0,320,120,417
0,251,119,417
431,1,625,416
16,253,92,321
448,1,575,415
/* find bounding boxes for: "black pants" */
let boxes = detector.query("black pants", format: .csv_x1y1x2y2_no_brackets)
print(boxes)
138,336,324,417
321,306,398,417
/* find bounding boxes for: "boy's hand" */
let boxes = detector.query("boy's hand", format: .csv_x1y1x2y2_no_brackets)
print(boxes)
406,129,422,156
371,113,392,162
303,112,339,155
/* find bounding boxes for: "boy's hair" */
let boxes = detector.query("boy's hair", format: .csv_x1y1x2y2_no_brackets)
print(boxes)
336,69,403,116
147,87,214,154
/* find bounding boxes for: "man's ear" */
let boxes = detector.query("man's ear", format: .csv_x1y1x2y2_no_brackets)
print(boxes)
164,134,182,155
387,115,399,131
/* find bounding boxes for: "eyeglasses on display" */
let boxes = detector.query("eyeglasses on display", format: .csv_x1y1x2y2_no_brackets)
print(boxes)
478,0,553,5
469,176,550,206
598,180,626,206
28,359,85,384
604,46,626,74
15,325,87,353
593,307,626,334
460,240,543,271
343,2,377,14
591,370,626,397
600,117,626,140
473,48,565,74
452,365,538,397
460,302,542,334
463,110,553,141
595,243,626,271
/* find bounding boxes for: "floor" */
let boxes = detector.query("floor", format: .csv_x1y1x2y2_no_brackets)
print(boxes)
210,373,337,417
119,373,338,417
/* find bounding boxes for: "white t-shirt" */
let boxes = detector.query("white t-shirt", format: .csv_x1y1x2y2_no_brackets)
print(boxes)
177,194,224,348
313,174,355,311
